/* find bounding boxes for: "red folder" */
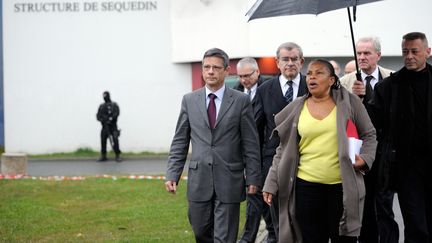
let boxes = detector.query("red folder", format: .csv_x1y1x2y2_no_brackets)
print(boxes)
346,119,359,139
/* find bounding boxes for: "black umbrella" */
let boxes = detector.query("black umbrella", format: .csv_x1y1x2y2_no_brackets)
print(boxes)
246,0,383,79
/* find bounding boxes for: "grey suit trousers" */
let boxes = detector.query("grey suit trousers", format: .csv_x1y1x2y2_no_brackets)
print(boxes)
189,197,240,243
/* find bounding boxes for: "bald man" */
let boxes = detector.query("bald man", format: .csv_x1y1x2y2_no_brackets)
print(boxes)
344,59,356,74
330,60,342,77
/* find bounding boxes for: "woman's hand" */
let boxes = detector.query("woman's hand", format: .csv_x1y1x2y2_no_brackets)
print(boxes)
263,191,273,206
353,154,368,175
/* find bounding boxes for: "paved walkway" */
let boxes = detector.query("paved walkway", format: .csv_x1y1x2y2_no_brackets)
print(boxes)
24,157,404,242
26,157,171,177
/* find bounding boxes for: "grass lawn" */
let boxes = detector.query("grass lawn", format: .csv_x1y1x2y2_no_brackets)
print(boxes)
0,178,247,242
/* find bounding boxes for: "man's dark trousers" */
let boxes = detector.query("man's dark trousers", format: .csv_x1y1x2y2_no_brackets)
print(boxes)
359,154,399,243
100,124,120,155
397,158,432,243
239,157,277,243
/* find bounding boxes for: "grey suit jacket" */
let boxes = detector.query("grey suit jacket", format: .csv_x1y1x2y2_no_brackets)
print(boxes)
166,87,261,203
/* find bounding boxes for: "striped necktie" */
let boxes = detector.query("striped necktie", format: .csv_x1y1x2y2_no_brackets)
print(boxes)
284,81,293,103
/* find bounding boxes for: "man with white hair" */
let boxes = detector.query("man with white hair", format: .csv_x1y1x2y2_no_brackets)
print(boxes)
233,57,267,101
340,36,397,243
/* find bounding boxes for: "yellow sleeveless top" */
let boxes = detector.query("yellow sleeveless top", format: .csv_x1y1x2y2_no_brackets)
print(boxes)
297,102,341,184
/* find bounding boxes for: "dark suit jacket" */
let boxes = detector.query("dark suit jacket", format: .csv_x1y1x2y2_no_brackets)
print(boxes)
232,76,268,92
254,74,307,162
166,87,261,203
369,64,432,189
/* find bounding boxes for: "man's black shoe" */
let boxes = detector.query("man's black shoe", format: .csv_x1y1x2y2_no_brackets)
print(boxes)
115,156,122,162
98,157,108,162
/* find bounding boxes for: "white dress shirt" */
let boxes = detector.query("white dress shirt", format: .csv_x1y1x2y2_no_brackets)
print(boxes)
279,73,301,99
243,83,258,100
361,67,380,89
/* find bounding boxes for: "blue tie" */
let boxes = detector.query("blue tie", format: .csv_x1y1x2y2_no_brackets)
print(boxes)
284,81,293,103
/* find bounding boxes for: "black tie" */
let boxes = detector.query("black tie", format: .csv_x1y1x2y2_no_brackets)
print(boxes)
364,75,374,103
284,81,293,103
207,93,217,129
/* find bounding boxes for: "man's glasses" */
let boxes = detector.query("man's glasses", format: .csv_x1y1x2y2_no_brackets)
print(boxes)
202,65,225,72
238,70,256,79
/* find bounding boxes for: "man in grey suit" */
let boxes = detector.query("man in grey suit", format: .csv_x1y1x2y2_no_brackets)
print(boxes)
165,48,261,243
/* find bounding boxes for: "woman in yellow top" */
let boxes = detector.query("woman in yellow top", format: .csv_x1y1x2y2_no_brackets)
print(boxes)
263,59,377,242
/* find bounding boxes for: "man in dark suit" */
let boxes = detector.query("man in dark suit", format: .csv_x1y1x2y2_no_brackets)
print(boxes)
370,32,432,243
254,42,308,241
340,37,397,243
165,48,261,243
233,57,267,101
234,57,274,243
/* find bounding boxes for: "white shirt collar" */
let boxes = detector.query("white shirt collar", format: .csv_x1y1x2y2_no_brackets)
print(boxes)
244,83,258,94
361,67,379,81
279,73,301,87
205,85,225,100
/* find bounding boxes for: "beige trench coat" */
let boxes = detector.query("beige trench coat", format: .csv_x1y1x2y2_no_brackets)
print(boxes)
263,87,377,242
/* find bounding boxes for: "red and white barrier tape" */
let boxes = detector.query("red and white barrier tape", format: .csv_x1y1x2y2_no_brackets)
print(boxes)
0,174,188,181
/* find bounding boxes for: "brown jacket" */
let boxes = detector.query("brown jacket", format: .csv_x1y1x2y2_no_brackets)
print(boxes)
263,87,377,242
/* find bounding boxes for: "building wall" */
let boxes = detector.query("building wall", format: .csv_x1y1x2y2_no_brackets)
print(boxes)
0,0,4,147
4,0,190,154
2,0,431,154
172,0,432,61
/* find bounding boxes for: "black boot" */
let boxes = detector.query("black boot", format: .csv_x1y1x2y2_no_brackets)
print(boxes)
115,154,122,162
98,154,108,162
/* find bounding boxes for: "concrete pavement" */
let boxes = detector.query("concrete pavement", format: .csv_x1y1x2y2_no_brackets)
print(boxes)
26,157,170,177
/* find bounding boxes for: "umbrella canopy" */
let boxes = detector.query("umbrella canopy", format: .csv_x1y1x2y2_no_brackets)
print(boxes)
246,0,383,77
247,0,382,20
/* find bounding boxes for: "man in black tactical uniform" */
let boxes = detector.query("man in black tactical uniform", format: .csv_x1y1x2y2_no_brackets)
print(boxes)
97,91,121,162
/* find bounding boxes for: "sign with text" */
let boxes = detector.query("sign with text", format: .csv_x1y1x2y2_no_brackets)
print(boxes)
14,1,158,13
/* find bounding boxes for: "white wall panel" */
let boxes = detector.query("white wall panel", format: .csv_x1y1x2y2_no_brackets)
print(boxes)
4,0,190,154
